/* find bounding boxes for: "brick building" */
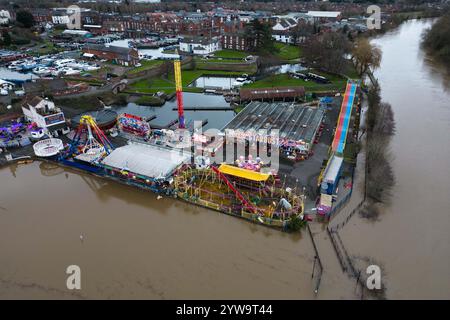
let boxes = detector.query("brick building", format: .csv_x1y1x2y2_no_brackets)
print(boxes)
82,44,140,66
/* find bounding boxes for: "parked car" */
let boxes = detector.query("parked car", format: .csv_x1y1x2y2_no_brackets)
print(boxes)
232,77,252,88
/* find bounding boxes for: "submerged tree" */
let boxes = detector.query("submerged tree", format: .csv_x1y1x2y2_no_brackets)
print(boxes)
362,85,396,220
422,12,450,68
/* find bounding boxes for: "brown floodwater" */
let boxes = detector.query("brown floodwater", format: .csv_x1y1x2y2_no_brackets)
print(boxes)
339,19,450,299
0,162,357,299
0,19,448,300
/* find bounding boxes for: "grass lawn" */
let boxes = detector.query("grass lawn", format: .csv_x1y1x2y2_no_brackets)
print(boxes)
274,42,302,61
195,59,258,74
394,11,424,19
195,57,242,64
127,59,164,75
342,62,360,80
30,40,62,56
242,72,347,93
214,49,248,59
129,69,247,94
81,65,112,77
63,77,105,86
135,95,165,106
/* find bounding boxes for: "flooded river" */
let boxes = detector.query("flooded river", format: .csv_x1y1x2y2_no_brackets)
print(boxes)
0,161,351,299
0,19,448,299
340,19,450,299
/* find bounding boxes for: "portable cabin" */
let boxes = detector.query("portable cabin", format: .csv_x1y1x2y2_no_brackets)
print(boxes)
320,154,343,195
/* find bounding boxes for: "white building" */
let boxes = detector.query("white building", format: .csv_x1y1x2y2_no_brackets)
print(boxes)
272,18,298,44
179,36,221,55
306,11,341,21
51,7,90,26
272,18,297,32
0,10,10,25
272,31,293,44
52,11,70,25
22,97,70,137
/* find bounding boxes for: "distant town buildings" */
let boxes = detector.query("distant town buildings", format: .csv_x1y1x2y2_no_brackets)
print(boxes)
222,33,255,51
82,44,140,66
306,11,342,21
179,36,221,55
0,4,374,53
0,10,10,25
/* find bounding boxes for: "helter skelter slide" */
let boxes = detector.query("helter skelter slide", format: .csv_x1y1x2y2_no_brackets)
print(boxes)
331,81,358,155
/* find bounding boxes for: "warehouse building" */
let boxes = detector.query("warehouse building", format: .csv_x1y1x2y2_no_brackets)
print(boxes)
223,101,325,159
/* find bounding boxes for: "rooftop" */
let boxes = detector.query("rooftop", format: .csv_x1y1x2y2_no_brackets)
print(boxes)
307,11,341,18
101,142,190,180
218,164,270,182
323,154,344,184
223,101,325,145
83,44,136,56
239,87,305,101
180,36,219,45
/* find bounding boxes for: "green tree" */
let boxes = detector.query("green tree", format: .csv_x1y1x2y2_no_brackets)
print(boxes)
1,30,11,46
245,19,276,54
16,10,35,28
423,12,450,68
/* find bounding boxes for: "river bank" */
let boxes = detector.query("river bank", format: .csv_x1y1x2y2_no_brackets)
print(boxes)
336,19,450,299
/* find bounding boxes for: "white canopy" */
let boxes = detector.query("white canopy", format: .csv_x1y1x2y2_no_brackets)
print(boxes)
101,142,190,179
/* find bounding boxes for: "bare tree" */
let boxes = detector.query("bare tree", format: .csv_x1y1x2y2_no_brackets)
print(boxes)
352,38,382,76
303,32,351,74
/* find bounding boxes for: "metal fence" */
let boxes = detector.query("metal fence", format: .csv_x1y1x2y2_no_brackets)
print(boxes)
306,223,323,294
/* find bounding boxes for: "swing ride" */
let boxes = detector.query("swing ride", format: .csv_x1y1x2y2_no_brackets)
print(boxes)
67,115,114,163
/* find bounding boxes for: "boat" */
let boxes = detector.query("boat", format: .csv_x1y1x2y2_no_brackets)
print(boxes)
17,159,34,165
32,67,53,77
232,77,252,88
60,67,81,76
